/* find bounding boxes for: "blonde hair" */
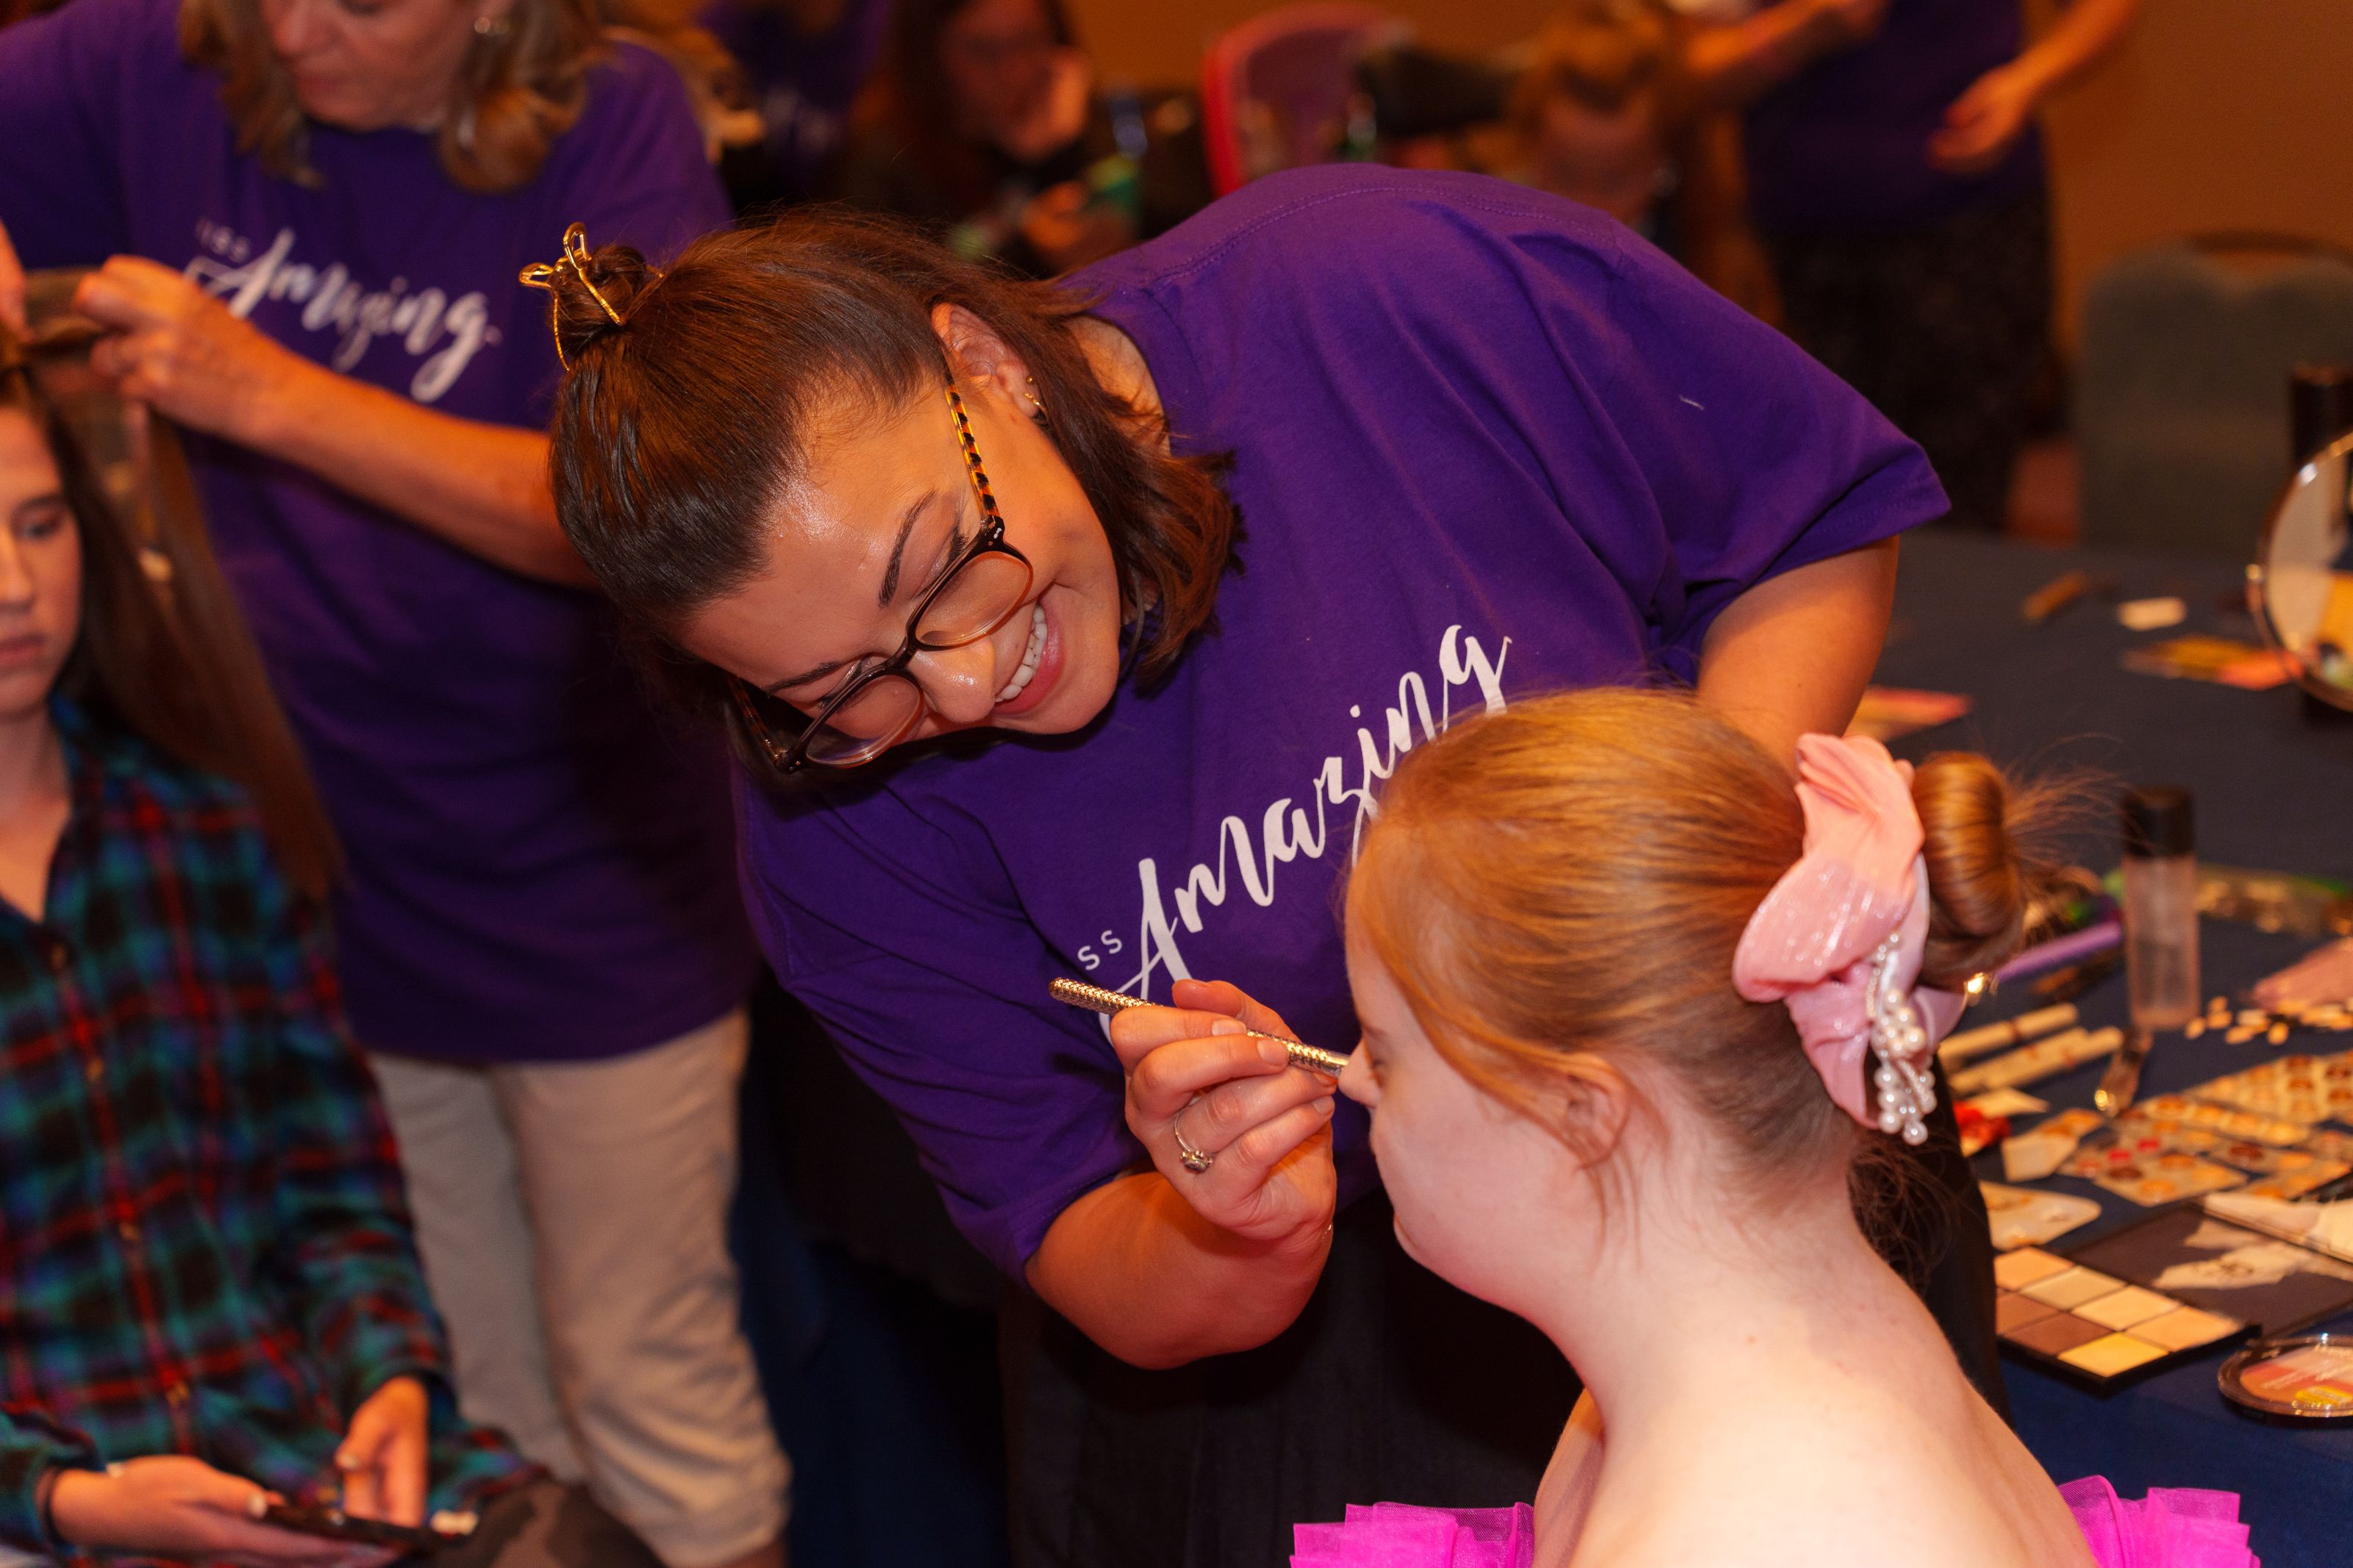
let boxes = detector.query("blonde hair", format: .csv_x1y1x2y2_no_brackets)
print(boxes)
179,0,608,193
1348,690,2063,1193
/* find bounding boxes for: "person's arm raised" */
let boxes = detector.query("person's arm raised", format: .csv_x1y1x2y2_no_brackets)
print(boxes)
1928,0,2140,175
1695,535,1898,769
1680,0,1888,113
70,255,588,587
1025,978,1339,1370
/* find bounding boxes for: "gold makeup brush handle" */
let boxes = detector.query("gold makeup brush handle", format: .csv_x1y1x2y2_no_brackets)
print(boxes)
1048,978,1350,1075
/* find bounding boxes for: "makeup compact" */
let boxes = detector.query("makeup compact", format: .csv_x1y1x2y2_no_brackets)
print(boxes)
1993,1245,2246,1392
2218,1333,2353,1422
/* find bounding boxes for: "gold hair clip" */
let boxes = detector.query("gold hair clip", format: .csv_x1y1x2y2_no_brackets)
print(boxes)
519,222,620,370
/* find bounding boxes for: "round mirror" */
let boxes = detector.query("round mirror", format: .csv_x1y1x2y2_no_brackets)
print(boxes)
2249,429,2353,708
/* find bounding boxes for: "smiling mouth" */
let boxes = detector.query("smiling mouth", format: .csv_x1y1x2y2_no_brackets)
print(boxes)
994,603,1048,704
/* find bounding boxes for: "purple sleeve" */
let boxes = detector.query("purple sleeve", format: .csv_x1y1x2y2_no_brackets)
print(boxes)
1572,225,1948,675
739,784,1139,1277
0,0,149,265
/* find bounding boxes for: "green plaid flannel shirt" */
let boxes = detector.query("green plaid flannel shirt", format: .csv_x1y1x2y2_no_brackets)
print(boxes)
0,702,525,1557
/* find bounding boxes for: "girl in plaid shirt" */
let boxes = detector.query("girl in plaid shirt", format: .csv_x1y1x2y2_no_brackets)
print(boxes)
0,332,654,1568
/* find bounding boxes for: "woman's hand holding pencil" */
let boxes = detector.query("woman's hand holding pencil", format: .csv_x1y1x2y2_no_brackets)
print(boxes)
1072,977,1340,1247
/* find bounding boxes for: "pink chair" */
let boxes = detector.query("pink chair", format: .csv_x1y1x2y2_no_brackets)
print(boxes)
1198,4,1396,197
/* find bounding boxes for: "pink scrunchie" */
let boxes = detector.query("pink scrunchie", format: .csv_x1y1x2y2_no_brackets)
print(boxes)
1731,734,1965,1128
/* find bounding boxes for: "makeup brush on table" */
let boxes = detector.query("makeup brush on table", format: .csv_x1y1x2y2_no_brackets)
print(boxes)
1049,977,1351,1076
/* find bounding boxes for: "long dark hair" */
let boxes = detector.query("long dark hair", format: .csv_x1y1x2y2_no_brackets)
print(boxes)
850,0,1077,214
1,329,340,901
540,208,1236,770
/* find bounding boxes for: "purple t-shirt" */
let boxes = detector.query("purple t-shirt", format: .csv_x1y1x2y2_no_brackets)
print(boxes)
737,166,1948,1276
700,0,891,195
1743,0,2045,237
0,0,758,1060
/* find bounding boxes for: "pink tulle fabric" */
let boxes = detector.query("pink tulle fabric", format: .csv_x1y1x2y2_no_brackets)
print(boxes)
1291,1504,1532,1568
2060,1478,2260,1568
1730,732,1963,1126
1290,1485,2255,1568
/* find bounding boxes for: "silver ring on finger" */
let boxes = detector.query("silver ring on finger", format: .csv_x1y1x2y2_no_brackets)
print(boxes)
1171,1097,1215,1175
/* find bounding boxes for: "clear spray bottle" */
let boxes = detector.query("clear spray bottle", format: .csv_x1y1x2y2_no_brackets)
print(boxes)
2121,787,2200,1031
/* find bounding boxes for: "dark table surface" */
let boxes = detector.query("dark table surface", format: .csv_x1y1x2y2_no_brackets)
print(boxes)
1877,529,2353,1568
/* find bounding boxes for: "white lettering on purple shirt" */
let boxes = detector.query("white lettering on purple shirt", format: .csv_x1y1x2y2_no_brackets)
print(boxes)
183,223,499,405
1099,623,1510,999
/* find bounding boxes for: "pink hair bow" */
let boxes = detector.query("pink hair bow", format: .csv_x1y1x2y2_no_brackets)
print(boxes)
1731,734,1965,1144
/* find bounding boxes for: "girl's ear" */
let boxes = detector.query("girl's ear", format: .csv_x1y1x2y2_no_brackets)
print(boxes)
1546,1054,1632,1172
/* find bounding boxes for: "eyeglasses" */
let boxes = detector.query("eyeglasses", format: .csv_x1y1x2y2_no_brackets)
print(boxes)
731,383,1035,773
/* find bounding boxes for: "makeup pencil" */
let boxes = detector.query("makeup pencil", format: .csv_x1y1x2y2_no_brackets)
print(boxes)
1049,977,1351,1076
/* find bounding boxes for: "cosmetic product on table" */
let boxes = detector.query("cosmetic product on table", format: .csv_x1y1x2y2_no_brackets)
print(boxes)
1981,1182,2101,1250
2220,1333,2353,1422
2088,790,2199,1119
2069,1204,2353,1337
2004,1107,2105,1182
1963,1089,2049,1120
2185,1052,2353,1124
1947,1027,2126,1096
1047,977,1352,1076
2204,1189,2353,1264
2097,1028,2157,1119
2021,569,2093,624
1940,1003,2081,1066
2121,788,2199,1031
1993,1244,2246,1392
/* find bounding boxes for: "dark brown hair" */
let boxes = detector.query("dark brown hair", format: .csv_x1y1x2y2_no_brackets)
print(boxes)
1,331,340,901
851,0,1076,215
540,208,1237,768
179,0,607,193
1348,690,2069,1198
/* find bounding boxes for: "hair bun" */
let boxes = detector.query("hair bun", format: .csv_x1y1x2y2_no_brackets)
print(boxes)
1910,751,2070,989
519,223,657,370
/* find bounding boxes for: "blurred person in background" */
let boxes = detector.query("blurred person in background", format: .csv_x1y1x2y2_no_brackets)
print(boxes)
701,0,895,213
830,0,1208,276
0,1,785,1564
1487,1,1775,315
1497,2,1680,238
0,326,663,1568
1679,0,2139,531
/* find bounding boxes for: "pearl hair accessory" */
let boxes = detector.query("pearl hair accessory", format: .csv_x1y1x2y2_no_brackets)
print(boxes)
1733,733,1965,1136
1865,931,1937,1145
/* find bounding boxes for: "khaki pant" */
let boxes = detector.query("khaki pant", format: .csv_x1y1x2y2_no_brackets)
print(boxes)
371,1013,787,1568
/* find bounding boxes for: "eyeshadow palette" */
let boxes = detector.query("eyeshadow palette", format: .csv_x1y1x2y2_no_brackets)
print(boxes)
2122,1095,2311,1148
2088,1152,2250,1207
2067,1203,2353,1335
2188,1053,2353,1125
1991,1245,2246,1392
2218,1333,2353,1422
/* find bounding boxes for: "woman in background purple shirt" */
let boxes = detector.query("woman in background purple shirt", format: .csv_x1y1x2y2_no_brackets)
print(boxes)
527,167,1981,1567
1680,0,2138,531
0,4,781,1565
